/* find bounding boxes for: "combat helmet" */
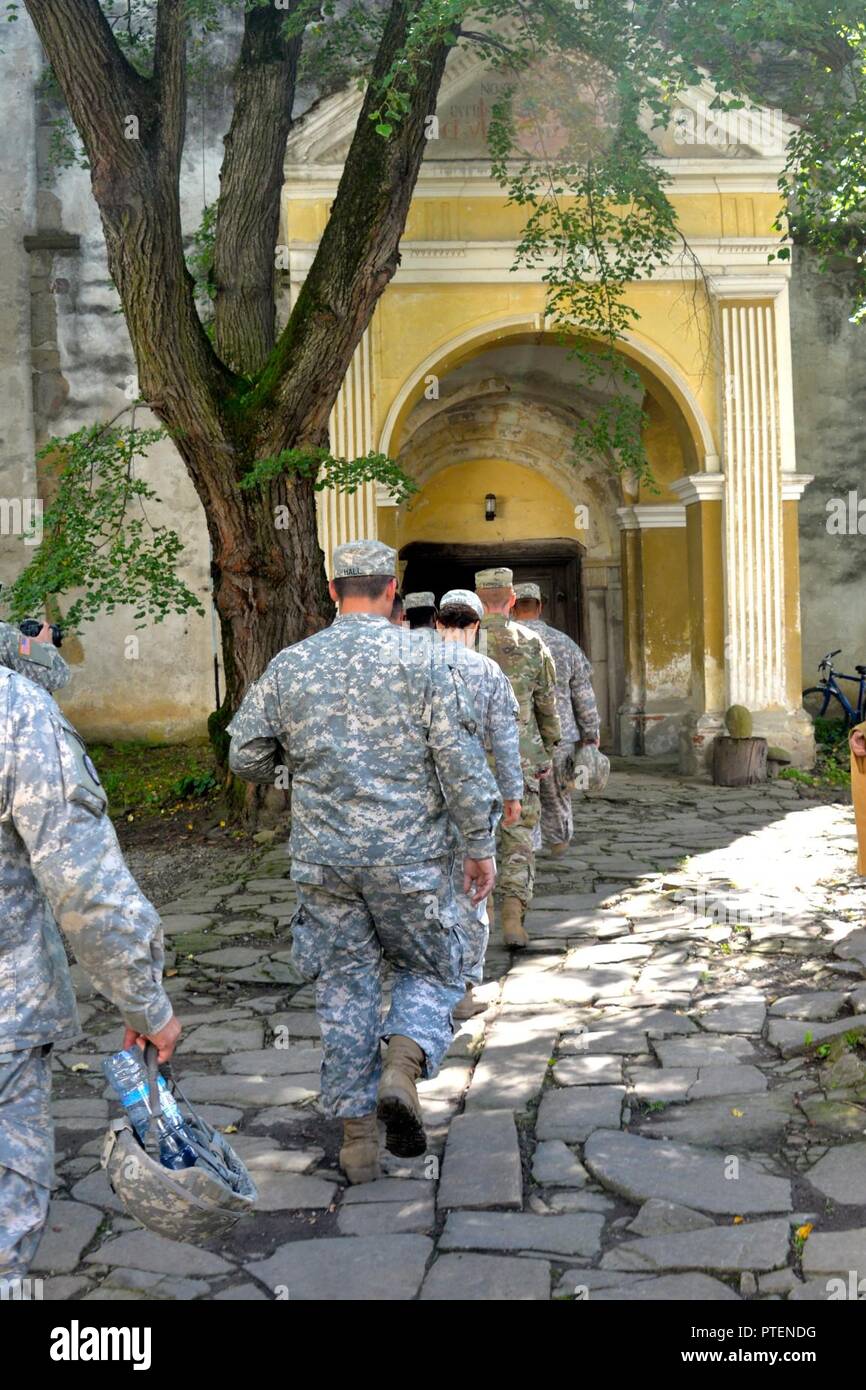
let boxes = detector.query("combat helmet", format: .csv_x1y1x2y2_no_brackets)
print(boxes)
572,744,611,793
101,1045,257,1244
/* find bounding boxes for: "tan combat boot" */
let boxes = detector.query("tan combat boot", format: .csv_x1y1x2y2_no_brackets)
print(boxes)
452,985,489,1020
340,1115,380,1185
377,1035,427,1157
502,896,529,949
549,842,569,858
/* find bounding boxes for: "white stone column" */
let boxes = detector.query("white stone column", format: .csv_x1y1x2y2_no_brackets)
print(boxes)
710,275,814,763
712,278,788,709
319,327,378,570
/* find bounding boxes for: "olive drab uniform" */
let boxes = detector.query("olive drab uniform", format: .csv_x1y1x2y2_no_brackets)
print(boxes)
517,609,600,848
0,621,70,694
478,604,560,909
0,671,173,1281
227,544,501,1120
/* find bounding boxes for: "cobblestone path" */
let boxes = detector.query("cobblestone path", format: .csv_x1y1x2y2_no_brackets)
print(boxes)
34,768,866,1301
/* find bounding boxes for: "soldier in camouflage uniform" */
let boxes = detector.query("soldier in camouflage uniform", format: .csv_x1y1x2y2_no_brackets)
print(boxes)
0,619,70,694
476,568,561,949
436,588,523,1017
0,670,179,1283
228,542,500,1184
513,584,601,854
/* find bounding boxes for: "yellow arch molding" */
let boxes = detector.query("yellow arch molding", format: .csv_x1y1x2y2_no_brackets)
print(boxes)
377,314,720,471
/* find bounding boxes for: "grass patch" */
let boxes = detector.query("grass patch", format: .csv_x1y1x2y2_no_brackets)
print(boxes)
780,717,851,790
89,739,220,818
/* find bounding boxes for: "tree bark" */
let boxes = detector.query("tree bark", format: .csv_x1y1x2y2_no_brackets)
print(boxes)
23,0,457,742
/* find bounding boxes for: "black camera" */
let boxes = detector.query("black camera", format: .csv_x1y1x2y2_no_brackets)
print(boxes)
19,618,64,649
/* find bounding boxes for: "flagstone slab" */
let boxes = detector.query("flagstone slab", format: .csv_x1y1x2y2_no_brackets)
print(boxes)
160,914,217,935
247,1236,433,1300
637,1091,796,1148
421,1254,551,1301
768,1014,866,1057
463,1023,558,1112
31,1201,103,1274
268,1011,321,1038
179,1019,265,1054
438,1110,522,1210
601,1217,791,1273
556,1269,739,1300
531,1140,590,1188
553,1054,623,1086
222,1046,323,1075
768,991,850,1022
695,999,767,1034
337,1196,435,1236
687,1065,768,1099
439,1211,604,1258
84,1230,234,1276
652,1035,757,1067
176,1073,319,1106
253,1172,338,1211
583,1131,792,1214
628,1199,714,1237
802,1229,866,1278
536,1086,625,1141
229,1136,324,1173
806,1141,866,1204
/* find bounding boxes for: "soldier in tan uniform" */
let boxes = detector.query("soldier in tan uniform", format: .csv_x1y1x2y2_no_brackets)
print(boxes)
476,567,561,948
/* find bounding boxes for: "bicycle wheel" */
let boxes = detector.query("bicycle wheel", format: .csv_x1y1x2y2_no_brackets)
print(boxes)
802,686,842,722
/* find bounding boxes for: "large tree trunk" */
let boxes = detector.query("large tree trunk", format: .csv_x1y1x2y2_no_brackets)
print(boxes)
23,0,460,784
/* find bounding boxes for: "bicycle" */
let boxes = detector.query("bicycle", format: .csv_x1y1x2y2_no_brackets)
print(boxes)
802,649,866,728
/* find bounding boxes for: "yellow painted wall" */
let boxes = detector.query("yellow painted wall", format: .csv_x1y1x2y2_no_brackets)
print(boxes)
395,458,576,548
640,528,691,698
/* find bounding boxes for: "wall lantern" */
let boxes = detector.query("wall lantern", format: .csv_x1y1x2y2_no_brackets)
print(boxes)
485,493,497,522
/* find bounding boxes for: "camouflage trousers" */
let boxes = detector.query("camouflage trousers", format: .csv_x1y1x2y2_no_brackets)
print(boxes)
449,854,493,986
0,1045,54,1282
496,776,541,908
290,856,466,1118
540,742,577,847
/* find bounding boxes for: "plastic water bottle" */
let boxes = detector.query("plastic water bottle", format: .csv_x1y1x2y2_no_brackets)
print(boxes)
104,1049,197,1171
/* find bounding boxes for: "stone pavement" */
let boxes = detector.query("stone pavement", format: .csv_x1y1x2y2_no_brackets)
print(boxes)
33,767,866,1301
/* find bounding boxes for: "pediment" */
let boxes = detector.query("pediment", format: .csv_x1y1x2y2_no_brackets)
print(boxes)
285,40,797,174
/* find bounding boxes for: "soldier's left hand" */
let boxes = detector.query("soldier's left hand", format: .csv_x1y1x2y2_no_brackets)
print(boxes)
33,622,54,645
463,856,496,904
580,737,600,748
537,765,552,779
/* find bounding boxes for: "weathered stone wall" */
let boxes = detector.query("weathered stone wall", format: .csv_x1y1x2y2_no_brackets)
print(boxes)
790,249,866,701
0,14,241,740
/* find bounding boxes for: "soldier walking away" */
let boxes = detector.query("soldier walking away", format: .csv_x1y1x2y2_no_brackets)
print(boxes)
476,568,561,950
0,670,180,1285
513,583,601,856
228,542,500,1185
402,592,438,632
436,589,523,1018
0,619,71,694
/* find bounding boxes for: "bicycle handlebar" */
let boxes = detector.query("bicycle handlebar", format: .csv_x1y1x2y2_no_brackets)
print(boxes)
819,649,842,668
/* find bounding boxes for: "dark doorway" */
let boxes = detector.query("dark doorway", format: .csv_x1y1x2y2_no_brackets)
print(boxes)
400,538,585,648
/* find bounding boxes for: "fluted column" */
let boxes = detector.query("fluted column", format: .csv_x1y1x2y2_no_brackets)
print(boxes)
319,327,378,571
709,276,814,764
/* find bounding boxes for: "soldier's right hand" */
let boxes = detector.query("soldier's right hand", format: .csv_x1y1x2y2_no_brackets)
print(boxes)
503,799,522,826
851,729,866,758
464,857,496,905
122,1014,182,1063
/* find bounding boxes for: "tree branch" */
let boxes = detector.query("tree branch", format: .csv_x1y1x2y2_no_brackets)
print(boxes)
249,0,454,450
213,0,305,376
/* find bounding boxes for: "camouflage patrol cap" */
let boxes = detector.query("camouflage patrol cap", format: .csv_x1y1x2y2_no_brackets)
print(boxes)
514,582,542,603
440,588,483,620
475,566,513,589
403,591,436,610
332,539,397,579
